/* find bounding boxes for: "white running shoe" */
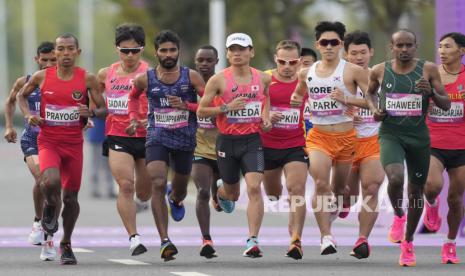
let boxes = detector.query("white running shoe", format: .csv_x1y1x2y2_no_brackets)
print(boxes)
40,235,56,261
129,235,147,256
28,221,44,245
320,235,337,255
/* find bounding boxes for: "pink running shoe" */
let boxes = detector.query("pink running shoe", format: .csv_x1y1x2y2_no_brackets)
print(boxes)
388,214,406,243
399,240,416,267
350,236,370,259
442,242,460,264
423,197,441,232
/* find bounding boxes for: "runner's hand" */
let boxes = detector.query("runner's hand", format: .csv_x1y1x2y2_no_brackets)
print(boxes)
125,119,139,136
415,77,432,96
167,95,187,110
4,127,17,143
270,111,284,124
261,117,272,132
26,114,44,126
78,103,93,117
330,88,345,103
290,93,303,107
227,97,247,111
372,108,386,122
83,119,94,131
139,119,148,128
353,114,362,126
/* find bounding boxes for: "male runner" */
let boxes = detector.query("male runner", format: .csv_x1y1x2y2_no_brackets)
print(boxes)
4,42,56,258
18,33,106,265
192,45,220,258
261,40,308,260
197,32,271,258
290,21,368,255
127,30,205,261
331,31,385,259
365,29,450,267
97,23,151,256
423,32,465,264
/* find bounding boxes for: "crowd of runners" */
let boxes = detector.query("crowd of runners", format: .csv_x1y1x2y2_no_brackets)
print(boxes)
3,20,465,267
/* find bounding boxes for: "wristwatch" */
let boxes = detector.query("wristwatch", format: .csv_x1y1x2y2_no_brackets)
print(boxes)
220,104,228,113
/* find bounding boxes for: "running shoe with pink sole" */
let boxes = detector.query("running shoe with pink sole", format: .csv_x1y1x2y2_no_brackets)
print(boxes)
442,242,460,264
423,197,441,232
399,240,416,267
388,214,406,243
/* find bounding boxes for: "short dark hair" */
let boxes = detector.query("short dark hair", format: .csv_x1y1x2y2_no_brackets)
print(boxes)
275,40,301,54
391,29,417,43
300,47,317,59
198,45,218,59
36,41,54,56
440,32,465,48
154,30,180,50
56,33,79,48
115,23,145,46
315,21,346,40
344,30,372,52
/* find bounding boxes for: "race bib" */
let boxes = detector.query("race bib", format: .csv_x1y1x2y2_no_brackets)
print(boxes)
197,116,215,129
45,105,80,126
107,92,129,115
226,101,262,123
303,101,312,121
154,108,189,129
309,93,343,116
429,101,464,123
271,106,300,129
386,93,422,116
358,108,375,123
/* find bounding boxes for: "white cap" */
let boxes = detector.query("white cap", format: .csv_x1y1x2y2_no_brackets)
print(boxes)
226,33,253,48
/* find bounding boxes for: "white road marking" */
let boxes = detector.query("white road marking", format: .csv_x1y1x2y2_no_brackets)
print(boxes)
108,259,150,265
171,273,212,276
73,248,94,253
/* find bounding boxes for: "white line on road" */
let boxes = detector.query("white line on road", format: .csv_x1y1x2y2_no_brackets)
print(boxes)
171,272,212,276
108,259,150,265
73,248,94,253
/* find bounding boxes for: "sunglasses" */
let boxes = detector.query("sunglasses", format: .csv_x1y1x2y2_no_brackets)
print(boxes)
117,46,144,54
318,39,341,47
276,58,300,66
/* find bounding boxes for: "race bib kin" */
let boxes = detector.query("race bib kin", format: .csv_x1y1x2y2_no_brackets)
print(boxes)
271,106,300,129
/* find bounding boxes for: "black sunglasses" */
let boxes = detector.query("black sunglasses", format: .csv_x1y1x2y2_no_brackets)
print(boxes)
318,39,341,47
117,46,144,54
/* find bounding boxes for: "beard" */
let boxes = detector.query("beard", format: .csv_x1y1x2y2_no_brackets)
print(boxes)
158,56,179,69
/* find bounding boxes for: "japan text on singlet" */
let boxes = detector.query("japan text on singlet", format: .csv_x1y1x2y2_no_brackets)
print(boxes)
260,75,305,149
379,60,429,128
306,59,353,125
105,61,148,137
214,67,265,135
355,87,380,138
24,75,41,134
146,66,198,151
427,65,465,149
39,66,87,143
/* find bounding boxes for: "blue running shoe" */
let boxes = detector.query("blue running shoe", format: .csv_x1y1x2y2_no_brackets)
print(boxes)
167,185,185,222
160,238,178,262
216,179,235,213
243,236,262,258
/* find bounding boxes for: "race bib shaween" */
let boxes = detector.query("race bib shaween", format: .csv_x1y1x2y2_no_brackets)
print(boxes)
386,93,422,116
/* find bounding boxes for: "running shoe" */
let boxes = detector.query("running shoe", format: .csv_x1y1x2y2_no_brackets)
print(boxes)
216,179,235,213
129,234,147,256
399,240,416,267
40,235,56,261
167,186,185,222
350,236,370,259
338,203,351,219
423,197,441,233
388,214,406,243
160,239,178,261
200,238,217,259
441,242,460,264
243,237,262,258
211,196,223,212
41,204,58,235
60,243,77,265
320,235,337,255
286,239,303,260
29,221,44,245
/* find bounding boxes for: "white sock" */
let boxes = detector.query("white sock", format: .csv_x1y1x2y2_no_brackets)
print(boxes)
445,238,455,244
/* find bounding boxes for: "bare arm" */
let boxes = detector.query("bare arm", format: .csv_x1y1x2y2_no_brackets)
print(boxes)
17,70,45,126
126,73,148,135
260,72,272,131
79,72,106,119
424,62,451,111
3,77,26,142
365,64,386,121
290,67,309,107
197,74,225,118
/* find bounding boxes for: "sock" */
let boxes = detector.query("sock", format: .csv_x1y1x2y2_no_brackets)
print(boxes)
203,235,212,241
34,217,41,222
161,238,170,244
445,238,455,244
129,234,139,241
